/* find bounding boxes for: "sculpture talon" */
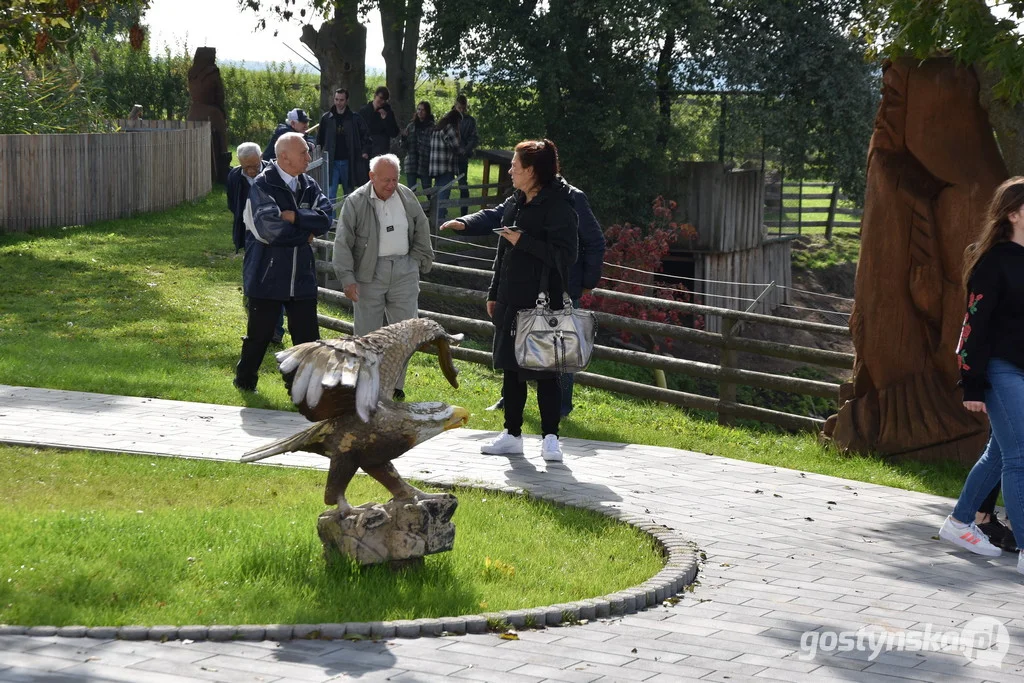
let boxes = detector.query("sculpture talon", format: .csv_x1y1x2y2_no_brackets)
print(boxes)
240,319,469,564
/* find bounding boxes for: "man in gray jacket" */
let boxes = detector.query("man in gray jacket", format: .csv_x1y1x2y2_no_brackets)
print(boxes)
333,154,434,400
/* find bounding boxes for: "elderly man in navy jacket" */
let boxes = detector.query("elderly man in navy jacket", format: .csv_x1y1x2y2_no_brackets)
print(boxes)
441,178,606,416
233,133,333,392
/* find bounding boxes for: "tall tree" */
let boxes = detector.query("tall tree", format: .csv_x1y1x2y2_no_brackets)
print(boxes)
863,0,1024,174
0,0,150,63
239,0,421,122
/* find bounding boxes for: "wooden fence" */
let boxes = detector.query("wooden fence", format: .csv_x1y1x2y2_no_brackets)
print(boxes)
0,120,211,234
666,162,765,252
311,239,852,433
764,180,861,238
697,237,793,333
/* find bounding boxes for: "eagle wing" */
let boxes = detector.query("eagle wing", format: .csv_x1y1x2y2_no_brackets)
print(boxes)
276,318,463,423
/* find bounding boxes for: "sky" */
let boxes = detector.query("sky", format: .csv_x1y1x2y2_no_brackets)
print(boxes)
145,0,386,71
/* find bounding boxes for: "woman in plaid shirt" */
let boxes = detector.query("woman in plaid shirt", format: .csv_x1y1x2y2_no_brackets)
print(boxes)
429,108,463,221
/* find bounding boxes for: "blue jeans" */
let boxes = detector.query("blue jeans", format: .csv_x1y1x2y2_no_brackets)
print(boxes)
952,359,1024,547
433,172,455,221
406,173,431,193
330,159,352,204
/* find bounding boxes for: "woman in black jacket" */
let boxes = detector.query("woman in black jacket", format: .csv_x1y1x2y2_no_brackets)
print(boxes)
480,139,578,462
939,177,1024,571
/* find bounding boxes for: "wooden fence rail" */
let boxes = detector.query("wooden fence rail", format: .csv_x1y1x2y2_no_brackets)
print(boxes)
0,120,211,234
312,246,853,432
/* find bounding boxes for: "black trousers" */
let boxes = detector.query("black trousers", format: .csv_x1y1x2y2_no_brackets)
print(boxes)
456,159,470,216
503,368,561,438
980,482,1001,517
235,297,319,388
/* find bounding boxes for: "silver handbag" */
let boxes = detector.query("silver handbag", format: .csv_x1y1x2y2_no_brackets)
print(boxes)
514,290,596,374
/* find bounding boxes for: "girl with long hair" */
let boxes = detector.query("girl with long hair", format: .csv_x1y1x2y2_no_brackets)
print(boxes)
939,177,1024,573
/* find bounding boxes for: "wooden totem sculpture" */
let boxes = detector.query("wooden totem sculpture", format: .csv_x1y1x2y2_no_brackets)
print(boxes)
186,47,230,184
823,57,1008,464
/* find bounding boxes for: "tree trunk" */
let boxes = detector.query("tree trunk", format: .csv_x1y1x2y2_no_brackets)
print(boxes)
977,63,1024,176
301,4,367,115
656,28,676,149
379,0,424,127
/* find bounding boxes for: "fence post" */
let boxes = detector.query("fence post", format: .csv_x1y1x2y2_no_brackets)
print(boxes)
777,169,784,236
718,316,738,426
824,184,840,242
797,177,804,235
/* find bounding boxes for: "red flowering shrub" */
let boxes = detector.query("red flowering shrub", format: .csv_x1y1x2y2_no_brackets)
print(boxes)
587,196,703,351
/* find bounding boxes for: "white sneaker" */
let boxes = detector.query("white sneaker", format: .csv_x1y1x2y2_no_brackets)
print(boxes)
541,434,563,462
939,515,1002,557
481,429,523,455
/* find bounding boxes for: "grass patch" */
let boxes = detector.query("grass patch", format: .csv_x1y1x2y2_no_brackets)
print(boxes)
0,446,662,626
0,189,970,503
791,234,861,272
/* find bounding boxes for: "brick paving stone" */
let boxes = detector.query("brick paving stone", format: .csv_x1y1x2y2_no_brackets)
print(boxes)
2,386,1021,682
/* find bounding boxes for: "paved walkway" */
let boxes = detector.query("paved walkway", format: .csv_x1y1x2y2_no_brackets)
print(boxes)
0,384,1021,683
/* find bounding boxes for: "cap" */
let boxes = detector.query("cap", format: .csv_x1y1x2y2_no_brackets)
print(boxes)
287,108,309,123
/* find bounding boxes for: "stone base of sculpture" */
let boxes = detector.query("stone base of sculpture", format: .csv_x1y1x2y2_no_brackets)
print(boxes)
317,494,458,567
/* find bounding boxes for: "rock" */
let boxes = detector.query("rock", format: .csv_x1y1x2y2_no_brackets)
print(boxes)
317,494,458,566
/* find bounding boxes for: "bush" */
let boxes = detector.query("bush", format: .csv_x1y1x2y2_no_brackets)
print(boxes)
588,196,702,351
0,61,108,134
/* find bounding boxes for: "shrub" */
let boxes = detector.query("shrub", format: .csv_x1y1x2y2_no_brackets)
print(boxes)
0,61,109,134
588,196,702,351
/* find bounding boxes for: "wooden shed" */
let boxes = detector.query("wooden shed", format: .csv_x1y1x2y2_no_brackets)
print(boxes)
663,162,793,333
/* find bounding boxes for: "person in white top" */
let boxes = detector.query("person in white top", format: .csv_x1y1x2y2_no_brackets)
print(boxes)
332,154,435,400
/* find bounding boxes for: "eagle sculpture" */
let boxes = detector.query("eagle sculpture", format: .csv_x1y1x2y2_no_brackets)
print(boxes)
240,318,470,516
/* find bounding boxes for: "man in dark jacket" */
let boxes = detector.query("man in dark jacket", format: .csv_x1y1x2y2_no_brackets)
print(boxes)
358,86,401,158
453,94,480,216
226,142,270,252
316,88,371,203
234,133,333,392
262,108,310,162
440,177,606,416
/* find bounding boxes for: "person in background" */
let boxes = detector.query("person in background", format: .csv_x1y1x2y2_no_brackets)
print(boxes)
429,108,462,222
316,88,371,206
332,154,435,401
359,86,401,158
938,176,1024,572
234,133,332,392
262,108,309,162
441,175,605,417
401,101,434,192
476,139,578,462
453,94,480,216
227,142,286,344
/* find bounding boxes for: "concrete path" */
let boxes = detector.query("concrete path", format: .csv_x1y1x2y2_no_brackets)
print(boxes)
0,384,1021,682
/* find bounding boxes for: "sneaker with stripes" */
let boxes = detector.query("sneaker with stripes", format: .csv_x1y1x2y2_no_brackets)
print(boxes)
939,515,1002,557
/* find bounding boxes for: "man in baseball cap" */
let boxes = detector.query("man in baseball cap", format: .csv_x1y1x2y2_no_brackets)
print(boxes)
263,108,311,161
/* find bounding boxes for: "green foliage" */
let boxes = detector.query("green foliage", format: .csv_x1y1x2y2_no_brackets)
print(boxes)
0,60,109,134
864,0,1024,104
0,0,149,65
220,63,320,147
0,447,662,625
791,234,862,272
697,0,879,204
75,30,192,120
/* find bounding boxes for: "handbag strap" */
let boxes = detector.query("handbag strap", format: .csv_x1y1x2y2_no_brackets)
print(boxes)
536,255,573,309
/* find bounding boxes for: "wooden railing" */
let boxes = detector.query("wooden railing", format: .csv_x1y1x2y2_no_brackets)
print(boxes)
312,240,852,433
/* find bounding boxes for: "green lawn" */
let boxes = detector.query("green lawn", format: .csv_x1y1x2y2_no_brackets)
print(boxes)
0,189,969,499
0,446,661,626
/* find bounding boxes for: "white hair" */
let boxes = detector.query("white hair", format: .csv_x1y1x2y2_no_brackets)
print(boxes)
275,132,305,159
236,142,261,160
369,154,401,174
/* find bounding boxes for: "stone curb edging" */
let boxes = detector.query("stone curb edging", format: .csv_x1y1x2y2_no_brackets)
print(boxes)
0,488,701,642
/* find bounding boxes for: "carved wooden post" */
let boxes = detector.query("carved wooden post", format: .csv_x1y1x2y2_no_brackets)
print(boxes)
719,316,738,426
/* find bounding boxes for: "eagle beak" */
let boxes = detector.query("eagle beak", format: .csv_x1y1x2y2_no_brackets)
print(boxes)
445,405,470,430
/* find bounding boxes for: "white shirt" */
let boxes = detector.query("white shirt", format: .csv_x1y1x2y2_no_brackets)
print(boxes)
277,166,299,193
371,186,409,257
